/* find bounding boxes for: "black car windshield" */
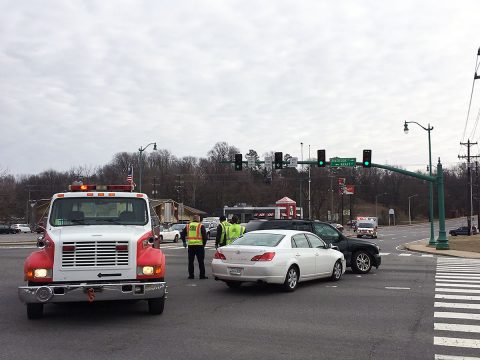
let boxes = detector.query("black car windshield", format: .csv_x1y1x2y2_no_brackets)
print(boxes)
50,197,148,226
358,223,374,228
232,232,285,247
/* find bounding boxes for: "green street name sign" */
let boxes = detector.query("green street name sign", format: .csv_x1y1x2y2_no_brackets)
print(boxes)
330,157,356,167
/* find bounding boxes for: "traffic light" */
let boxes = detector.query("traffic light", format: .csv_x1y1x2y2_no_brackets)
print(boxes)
317,149,326,167
362,149,372,168
234,153,243,171
274,152,283,169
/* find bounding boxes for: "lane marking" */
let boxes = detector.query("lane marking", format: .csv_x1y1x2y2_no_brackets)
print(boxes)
435,323,480,333
436,294,480,301
437,273,480,277
435,355,480,360
434,336,480,348
435,279,480,284
385,286,410,290
435,302,480,310
422,254,434,257
379,252,390,256
436,275,480,280
435,312,480,320
398,253,412,257
436,288,480,294
436,283,480,288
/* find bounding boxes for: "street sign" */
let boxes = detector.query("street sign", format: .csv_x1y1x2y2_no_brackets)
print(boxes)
288,157,298,168
264,156,272,170
330,157,356,167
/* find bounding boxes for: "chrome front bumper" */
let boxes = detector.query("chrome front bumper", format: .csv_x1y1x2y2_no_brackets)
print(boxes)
18,281,167,304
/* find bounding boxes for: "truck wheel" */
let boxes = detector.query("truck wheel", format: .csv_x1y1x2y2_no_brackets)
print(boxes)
148,296,165,315
27,303,44,319
351,251,372,274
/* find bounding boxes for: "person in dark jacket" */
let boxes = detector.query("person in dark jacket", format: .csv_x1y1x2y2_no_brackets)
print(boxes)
181,215,208,279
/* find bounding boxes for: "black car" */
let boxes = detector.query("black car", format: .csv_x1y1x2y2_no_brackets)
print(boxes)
449,226,478,236
245,219,381,274
0,224,16,234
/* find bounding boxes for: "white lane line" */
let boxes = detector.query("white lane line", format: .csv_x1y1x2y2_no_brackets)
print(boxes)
436,354,480,360
437,273,480,277
422,254,434,257
435,323,480,333
436,294,480,301
398,253,412,256
385,287,411,290
435,302,480,310
434,336,480,348
437,288,480,294
436,269,480,272
379,252,390,256
437,275,480,280
435,279,480,284
436,283,480,288
435,312,480,320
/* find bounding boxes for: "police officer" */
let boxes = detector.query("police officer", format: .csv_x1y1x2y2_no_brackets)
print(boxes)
226,215,245,245
181,215,208,279
215,216,231,248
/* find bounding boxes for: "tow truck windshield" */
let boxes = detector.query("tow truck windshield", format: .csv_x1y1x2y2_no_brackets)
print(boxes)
49,197,148,226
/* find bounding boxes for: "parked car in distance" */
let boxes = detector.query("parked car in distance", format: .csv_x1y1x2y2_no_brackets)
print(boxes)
34,217,48,233
449,226,478,236
160,223,186,243
245,219,381,274
203,222,218,239
11,224,31,233
212,230,345,291
0,224,16,234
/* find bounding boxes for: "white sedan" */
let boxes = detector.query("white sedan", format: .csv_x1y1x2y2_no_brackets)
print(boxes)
160,224,184,243
211,230,346,291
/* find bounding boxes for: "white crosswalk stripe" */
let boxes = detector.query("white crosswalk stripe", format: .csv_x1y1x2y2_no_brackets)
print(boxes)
435,258,480,359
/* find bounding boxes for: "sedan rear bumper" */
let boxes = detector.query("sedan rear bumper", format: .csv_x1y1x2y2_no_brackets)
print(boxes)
18,281,167,304
212,261,285,284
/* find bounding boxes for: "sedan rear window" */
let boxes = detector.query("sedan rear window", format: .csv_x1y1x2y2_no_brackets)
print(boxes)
232,233,285,247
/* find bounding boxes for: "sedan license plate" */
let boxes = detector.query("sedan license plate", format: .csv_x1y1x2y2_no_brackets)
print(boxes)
229,267,243,276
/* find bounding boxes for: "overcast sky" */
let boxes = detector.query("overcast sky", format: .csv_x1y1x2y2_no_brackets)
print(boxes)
1,0,480,176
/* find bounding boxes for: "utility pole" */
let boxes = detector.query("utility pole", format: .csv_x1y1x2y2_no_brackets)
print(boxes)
459,140,479,235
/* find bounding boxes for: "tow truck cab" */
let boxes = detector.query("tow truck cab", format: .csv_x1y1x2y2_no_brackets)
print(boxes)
18,184,167,319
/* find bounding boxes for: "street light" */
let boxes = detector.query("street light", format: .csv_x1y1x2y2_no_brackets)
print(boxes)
375,192,388,220
404,120,435,245
408,194,418,225
138,142,157,193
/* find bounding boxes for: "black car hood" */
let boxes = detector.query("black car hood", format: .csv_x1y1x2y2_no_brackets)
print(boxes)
345,236,378,248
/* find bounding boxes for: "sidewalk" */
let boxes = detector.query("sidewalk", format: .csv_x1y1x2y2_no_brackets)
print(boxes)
403,238,480,259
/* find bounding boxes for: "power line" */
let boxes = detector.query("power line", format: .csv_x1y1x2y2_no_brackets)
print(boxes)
461,47,480,143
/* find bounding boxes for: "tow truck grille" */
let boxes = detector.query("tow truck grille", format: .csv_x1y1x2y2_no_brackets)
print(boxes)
62,241,129,267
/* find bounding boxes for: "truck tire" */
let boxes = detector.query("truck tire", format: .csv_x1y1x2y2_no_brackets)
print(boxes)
27,303,44,319
351,251,373,274
148,296,165,315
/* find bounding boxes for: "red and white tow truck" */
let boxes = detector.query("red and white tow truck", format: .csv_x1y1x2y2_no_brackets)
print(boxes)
18,184,167,319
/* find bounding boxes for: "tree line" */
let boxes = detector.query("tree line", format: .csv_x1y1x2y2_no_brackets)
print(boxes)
0,142,475,225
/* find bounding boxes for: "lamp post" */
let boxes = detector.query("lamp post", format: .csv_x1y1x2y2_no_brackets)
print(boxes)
404,121,435,245
408,194,418,225
375,192,388,220
138,142,157,193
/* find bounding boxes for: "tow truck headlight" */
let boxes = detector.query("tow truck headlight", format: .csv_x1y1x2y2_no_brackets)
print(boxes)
137,266,162,276
30,268,52,279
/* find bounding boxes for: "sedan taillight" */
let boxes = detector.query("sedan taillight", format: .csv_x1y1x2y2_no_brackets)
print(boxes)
214,250,226,260
251,252,276,261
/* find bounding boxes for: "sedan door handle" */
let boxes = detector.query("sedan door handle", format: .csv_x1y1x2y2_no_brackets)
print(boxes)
296,253,301,257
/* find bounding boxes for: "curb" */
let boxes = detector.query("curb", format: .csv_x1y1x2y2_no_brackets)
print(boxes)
403,239,480,259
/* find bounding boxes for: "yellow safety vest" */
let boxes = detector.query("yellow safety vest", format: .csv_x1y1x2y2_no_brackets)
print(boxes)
227,224,245,245
219,221,230,245
187,222,203,246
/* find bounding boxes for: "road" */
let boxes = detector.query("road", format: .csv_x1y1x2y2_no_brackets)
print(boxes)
1,223,479,360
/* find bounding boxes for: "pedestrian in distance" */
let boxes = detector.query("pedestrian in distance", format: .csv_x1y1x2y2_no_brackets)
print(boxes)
226,215,245,245
181,215,208,279
215,215,231,249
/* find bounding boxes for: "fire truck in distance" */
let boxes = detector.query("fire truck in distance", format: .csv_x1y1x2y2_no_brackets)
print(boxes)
18,184,167,319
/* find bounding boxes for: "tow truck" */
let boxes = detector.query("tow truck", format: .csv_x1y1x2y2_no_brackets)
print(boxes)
18,184,167,319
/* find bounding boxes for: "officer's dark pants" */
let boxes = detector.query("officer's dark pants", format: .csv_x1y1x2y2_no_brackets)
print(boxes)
188,245,205,278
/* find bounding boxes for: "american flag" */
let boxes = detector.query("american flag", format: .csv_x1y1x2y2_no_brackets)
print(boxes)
126,165,134,185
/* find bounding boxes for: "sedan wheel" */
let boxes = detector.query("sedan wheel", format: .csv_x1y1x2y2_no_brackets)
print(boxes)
331,260,343,281
352,251,372,274
282,266,299,292
174,235,179,243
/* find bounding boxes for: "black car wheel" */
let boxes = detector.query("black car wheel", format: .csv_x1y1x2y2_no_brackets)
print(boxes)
351,251,372,274
282,266,299,292
331,260,343,281
174,234,179,243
